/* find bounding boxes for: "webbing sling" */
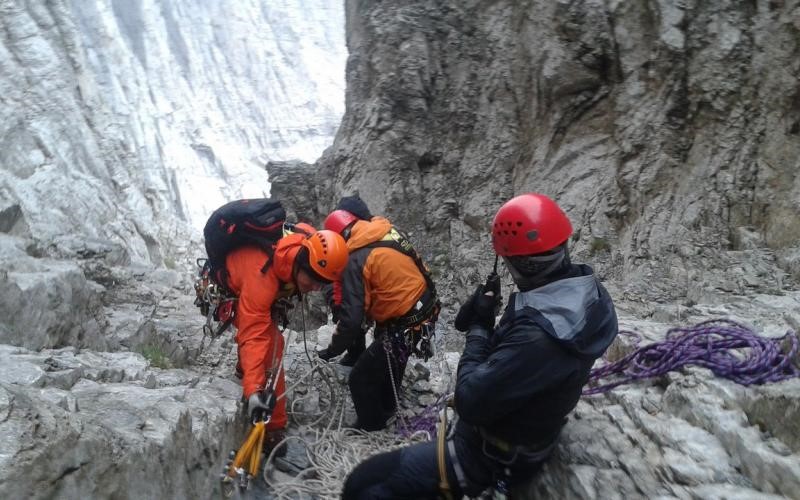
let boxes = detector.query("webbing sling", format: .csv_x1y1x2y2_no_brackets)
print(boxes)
437,409,453,500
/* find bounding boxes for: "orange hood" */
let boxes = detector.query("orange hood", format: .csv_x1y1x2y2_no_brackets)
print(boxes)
272,232,305,283
347,217,392,250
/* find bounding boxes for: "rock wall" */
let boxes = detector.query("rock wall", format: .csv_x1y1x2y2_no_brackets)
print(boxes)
0,0,345,265
0,345,242,500
279,1,800,498
313,0,800,304
0,2,346,497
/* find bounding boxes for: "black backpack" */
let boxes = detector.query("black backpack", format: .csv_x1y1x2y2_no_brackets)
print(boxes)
202,198,287,290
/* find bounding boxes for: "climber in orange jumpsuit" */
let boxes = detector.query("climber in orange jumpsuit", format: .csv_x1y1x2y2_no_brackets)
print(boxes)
225,226,348,434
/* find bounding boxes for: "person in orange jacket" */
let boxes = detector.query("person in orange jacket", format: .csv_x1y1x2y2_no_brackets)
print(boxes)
225,225,348,438
318,196,439,431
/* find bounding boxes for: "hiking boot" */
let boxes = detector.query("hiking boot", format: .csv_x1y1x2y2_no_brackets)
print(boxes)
346,419,365,431
264,430,288,458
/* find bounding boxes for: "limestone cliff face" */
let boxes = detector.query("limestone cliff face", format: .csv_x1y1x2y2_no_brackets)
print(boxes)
0,0,344,265
315,0,800,302
0,4,345,496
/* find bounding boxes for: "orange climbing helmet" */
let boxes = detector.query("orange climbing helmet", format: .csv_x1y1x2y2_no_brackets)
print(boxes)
492,193,573,256
300,229,348,282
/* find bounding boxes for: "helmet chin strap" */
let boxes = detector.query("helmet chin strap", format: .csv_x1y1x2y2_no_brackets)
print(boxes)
503,247,568,291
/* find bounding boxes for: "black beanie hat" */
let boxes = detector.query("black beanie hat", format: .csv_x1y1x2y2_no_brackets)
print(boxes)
336,195,372,220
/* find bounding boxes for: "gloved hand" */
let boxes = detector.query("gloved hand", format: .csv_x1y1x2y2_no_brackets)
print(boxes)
271,297,295,329
454,273,502,332
330,305,342,325
248,390,275,423
317,346,336,362
472,291,499,330
454,285,482,332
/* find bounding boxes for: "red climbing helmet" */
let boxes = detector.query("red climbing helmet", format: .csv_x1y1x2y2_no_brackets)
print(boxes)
323,209,359,235
492,193,573,256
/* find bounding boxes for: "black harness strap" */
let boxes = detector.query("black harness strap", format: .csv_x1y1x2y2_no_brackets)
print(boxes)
364,227,437,297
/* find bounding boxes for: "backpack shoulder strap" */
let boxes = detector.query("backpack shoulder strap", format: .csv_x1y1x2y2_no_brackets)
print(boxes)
366,227,437,296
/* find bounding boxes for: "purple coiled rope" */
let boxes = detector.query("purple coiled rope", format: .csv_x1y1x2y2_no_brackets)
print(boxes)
402,319,800,437
584,318,800,395
399,394,447,439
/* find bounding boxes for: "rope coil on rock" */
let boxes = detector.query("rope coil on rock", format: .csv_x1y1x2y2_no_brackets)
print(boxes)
584,318,800,395
222,302,799,499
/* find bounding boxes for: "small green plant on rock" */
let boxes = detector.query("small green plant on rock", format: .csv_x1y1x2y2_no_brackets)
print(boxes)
139,344,172,369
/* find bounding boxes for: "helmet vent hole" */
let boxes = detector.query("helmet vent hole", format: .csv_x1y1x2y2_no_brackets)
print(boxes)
516,221,522,227
511,230,517,236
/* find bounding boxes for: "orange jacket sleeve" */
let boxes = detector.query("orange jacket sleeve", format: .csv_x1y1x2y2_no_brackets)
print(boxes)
226,247,281,398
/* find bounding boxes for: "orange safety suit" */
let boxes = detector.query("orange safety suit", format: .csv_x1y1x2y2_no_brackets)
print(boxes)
225,230,307,430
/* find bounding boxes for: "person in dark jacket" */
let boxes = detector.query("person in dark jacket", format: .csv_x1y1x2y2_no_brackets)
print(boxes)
342,193,618,499
318,196,439,431
323,196,375,367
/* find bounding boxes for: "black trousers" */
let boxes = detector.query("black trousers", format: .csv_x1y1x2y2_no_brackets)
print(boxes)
343,424,549,499
342,441,458,500
348,333,408,431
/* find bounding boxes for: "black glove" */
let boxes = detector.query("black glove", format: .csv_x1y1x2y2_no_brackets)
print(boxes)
248,390,275,423
271,297,295,329
331,305,342,325
454,285,482,332
454,273,502,332
472,292,499,330
317,346,336,362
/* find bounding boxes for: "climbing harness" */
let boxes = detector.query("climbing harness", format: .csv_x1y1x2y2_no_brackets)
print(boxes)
584,318,800,395
194,258,237,342
366,226,442,361
384,289,441,362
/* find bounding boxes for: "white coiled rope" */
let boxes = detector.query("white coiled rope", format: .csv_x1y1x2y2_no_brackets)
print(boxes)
218,297,452,499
